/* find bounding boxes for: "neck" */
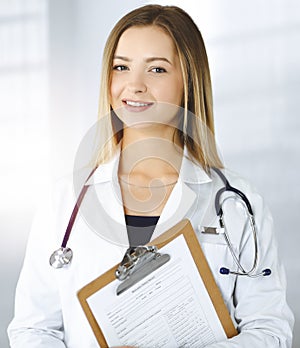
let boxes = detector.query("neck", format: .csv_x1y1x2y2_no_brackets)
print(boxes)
118,125,183,182
122,122,178,147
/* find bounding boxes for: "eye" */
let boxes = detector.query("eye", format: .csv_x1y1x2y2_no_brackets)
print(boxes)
113,65,128,71
151,67,167,73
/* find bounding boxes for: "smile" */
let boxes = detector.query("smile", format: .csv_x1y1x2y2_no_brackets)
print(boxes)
124,100,153,107
122,99,154,112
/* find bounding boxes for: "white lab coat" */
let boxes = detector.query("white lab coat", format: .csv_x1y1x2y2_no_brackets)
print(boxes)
8,150,294,347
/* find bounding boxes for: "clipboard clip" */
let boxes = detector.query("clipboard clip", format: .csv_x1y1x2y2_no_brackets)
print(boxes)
115,245,170,296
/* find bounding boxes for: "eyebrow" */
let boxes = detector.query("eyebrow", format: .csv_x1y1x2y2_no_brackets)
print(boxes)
113,56,172,65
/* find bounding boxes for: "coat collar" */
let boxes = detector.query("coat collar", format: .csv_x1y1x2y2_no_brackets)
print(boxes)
85,146,212,186
83,145,212,244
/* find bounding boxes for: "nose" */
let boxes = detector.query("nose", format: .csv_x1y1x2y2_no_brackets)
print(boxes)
127,72,147,94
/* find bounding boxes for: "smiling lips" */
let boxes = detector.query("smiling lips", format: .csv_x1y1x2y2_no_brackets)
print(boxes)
122,99,154,112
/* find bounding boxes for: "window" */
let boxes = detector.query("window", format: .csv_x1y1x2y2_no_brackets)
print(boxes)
0,0,49,209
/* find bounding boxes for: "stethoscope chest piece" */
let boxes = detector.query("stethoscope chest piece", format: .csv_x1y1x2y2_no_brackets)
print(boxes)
49,247,73,269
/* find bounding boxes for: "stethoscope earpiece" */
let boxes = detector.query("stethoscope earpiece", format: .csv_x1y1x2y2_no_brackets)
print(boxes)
211,168,272,279
49,247,73,269
219,267,272,277
49,167,272,276
219,267,230,275
262,268,271,276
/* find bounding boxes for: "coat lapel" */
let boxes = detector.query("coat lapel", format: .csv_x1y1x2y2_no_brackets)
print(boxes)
151,153,212,240
83,150,129,247
83,148,212,245
151,179,197,239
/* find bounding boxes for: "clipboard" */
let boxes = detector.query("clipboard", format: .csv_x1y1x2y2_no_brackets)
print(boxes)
77,219,237,347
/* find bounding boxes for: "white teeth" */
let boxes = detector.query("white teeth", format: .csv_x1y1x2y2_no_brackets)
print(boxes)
126,100,149,107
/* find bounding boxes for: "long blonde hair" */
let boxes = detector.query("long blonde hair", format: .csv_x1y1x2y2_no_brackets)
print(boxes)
97,4,223,169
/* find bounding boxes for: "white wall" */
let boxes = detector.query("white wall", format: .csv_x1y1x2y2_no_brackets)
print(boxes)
1,0,299,347
0,1,49,346
0,1,147,347
162,0,300,346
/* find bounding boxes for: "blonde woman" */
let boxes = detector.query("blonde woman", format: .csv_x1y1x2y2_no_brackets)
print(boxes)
8,5,293,347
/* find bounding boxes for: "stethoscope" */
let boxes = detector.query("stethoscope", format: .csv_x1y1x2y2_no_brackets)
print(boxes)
49,168,96,269
49,167,271,277
212,168,271,277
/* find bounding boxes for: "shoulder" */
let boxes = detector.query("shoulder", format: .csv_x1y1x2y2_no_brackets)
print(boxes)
50,166,92,206
211,167,271,222
211,167,260,197
29,172,78,242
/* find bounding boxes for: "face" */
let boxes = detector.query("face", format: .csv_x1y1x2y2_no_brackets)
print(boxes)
110,25,184,127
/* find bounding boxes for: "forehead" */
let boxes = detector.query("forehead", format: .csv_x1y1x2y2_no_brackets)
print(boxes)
115,25,177,57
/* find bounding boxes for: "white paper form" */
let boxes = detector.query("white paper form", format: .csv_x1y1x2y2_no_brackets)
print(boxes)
87,234,227,347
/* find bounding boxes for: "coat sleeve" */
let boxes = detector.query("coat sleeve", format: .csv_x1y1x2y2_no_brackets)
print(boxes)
206,179,294,347
7,188,66,347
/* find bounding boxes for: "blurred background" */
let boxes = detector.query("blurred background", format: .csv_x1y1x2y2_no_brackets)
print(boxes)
0,0,299,347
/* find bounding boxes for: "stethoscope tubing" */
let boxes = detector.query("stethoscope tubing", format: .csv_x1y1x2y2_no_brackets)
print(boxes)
49,168,97,268
61,167,97,248
212,168,271,277
49,166,271,277
212,168,253,216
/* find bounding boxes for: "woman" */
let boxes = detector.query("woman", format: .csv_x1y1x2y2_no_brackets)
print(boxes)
8,4,294,347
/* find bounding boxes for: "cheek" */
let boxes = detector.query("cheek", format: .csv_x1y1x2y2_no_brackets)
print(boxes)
175,76,184,105
110,77,121,103
161,83,183,105
157,73,184,106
